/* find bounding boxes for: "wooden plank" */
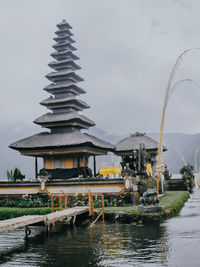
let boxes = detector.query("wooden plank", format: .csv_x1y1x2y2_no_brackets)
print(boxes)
46,206,88,224
0,215,45,232
0,206,89,233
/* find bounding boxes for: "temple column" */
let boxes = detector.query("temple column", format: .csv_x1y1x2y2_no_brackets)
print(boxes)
35,157,38,179
93,155,96,177
77,156,80,173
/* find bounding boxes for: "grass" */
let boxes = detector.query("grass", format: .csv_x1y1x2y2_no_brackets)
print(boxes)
97,205,142,214
95,191,190,223
160,190,190,218
159,191,188,207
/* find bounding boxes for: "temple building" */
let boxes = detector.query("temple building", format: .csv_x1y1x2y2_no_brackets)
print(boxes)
10,20,114,179
115,132,167,171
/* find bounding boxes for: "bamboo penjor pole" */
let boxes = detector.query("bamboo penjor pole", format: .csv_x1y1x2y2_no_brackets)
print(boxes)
156,48,200,196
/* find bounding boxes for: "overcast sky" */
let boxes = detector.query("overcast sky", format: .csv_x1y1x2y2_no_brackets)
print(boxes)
1,0,200,136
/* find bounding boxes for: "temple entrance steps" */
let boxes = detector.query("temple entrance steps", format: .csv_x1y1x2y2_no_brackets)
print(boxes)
0,206,89,234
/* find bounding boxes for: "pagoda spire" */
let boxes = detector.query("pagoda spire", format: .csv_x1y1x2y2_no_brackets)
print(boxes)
10,20,114,180
34,19,95,132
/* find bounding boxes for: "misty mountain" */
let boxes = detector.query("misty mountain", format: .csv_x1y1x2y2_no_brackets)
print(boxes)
0,124,43,180
149,132,200,173
0,125,199,180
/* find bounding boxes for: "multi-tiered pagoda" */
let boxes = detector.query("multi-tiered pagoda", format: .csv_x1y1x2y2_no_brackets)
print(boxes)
10,20,114,179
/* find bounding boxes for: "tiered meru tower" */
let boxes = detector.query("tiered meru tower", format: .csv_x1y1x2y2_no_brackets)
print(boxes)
10,20,114,179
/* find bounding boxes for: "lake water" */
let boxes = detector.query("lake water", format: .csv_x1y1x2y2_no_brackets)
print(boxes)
1,189,200,267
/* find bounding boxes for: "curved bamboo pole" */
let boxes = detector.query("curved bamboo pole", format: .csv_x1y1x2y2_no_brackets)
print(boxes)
156,48,200,196
173,145,187,166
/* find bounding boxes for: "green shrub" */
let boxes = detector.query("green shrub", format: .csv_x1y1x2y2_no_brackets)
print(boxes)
6,170,14,182
162,191,190,218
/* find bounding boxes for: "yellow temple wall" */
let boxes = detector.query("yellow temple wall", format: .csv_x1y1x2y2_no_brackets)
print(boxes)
64,157,73,168
44,156,89,170
45,158,53,169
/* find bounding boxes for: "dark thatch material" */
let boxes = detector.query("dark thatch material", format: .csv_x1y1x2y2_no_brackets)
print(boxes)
46,70,83,82
53,35,75,43
40,96,89,109
55,29,73,36
43,82,86,95
56,20,72,30
34,112,95,128
48,60,81,70
10,131,114,151
115,134,161,152
50,50,79,61
52,43,77,52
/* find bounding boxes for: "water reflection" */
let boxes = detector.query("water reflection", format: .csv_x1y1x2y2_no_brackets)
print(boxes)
98,223,169,267
0,222,169,267
1,190,200,266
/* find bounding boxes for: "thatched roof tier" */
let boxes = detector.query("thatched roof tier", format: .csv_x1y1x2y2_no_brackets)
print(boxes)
50,50,79,61
43,82,86,95
55,29,73,36
46,70,83,83
10,131,114,156
34,112,95,129
52,43,77,52
56,20,72,30
115,133,166,156
53,35,75,44
48,60,81,71
40,96,89,111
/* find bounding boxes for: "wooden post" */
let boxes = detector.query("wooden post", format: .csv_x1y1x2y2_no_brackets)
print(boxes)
25,226,31,238
93,155,96,177
59,194,62,211
51,195,54,213
102,194,104,222
64,195,67,209
73,211,77,224
91,194,93,216
88,190,93,216
35,157,38,180
88,190,91,216
77,155,80,175
87,211,103,228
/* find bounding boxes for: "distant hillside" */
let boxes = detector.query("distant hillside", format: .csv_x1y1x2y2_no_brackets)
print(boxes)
149,132,200,173
0,124,43,180
0,125,199,180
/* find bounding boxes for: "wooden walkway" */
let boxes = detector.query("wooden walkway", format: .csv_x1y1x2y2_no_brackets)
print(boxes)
0,215,45,233
46,206,88,224
0,206,89,233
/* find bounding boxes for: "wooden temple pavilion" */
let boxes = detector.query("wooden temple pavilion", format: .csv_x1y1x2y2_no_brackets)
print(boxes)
10,20,114,179
115,132,167,167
